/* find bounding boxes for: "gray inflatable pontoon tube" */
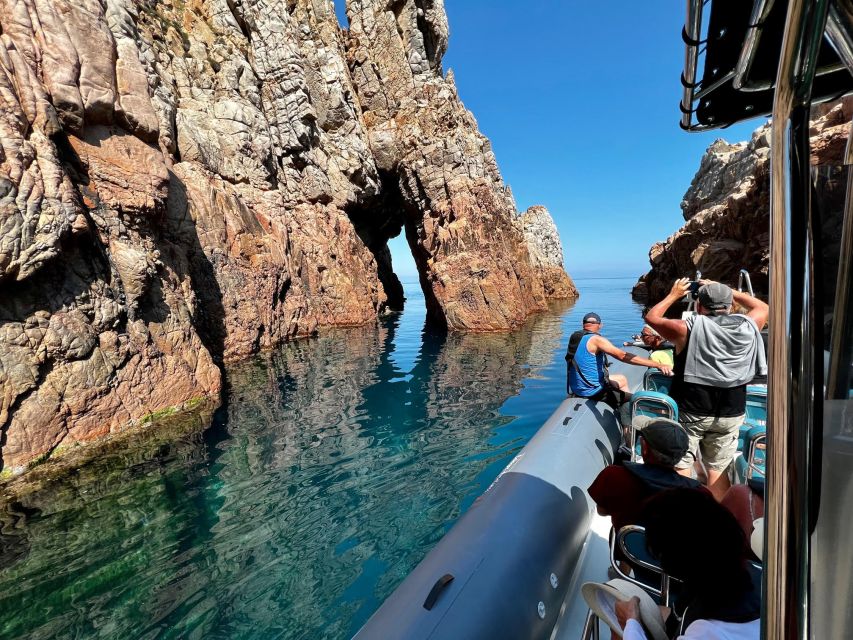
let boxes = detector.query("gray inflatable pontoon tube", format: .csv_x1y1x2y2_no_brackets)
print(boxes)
353,353,649,640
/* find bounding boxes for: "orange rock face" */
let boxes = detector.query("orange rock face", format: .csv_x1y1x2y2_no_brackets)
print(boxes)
0,0,574,471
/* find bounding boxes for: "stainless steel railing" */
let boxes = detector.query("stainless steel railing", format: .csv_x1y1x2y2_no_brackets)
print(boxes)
765,1,832,638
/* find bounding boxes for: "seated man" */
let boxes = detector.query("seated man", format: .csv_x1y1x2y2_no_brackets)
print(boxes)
640,325,674,367
567,312,672,402
588,417,706,531
616,488,761,639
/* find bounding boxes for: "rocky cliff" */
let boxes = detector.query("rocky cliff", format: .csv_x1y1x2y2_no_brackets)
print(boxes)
518,205,578,300
0,0,574,472
633,97,852,303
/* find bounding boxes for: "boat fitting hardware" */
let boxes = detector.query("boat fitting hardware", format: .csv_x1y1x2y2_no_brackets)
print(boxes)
422,573,454,611
537,601,546,619
550,573,559,589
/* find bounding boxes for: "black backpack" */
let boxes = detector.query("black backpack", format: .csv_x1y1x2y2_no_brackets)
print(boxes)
565,330,596,394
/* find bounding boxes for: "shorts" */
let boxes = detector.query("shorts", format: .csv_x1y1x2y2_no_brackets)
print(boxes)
675,411,745,472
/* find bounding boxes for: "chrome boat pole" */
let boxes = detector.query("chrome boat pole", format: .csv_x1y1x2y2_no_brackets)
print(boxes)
766,0,831,638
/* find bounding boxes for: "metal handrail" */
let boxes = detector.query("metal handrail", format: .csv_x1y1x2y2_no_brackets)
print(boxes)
765,1,831,637
747,433,767,479
826,2,853,74
581,609,600,640
733,0,776,90
680,0,705,130
734,0,845,91
738,269,755,296
681,0,846,131
609,525,677,608
608,529,662,597
694,69,736,101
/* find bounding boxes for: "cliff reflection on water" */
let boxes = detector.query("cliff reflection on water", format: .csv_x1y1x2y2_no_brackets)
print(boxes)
0,278,642,640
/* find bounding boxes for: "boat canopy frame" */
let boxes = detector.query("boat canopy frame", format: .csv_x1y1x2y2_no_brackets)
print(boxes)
679,0,853,131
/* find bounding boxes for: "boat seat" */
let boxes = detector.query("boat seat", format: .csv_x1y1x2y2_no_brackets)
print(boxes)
744,384,767,429
629,392,679,460
745,432,766,478
608,525,679,608
643,370,673,395
631,391,678,422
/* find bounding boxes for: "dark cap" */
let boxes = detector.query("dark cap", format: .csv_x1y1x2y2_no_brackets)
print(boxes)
582,312,602,325
633,416,689,466
698,282,733,314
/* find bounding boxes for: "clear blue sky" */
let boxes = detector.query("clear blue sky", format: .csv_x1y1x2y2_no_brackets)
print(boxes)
337,2,766,280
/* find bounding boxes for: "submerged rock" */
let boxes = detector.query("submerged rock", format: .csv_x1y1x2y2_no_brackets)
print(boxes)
633,97,853,303
0,0,574,470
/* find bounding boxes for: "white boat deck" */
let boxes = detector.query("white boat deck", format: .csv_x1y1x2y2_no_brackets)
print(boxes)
551,512,613,640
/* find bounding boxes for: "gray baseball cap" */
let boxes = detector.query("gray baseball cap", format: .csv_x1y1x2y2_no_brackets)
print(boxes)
633,416,689,466
698,282,733,314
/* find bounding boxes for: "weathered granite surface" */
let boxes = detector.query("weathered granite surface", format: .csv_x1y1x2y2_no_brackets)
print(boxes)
633,97,853,303
518,205,578,299
0,0,574,471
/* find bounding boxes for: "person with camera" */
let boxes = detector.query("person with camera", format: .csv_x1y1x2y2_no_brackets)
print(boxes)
645,278,768,501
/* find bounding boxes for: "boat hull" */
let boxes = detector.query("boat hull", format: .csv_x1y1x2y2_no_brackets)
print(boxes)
354,356,648,639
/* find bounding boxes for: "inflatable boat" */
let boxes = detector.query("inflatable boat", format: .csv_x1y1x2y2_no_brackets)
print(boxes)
354,355,649,639
357,0,853,638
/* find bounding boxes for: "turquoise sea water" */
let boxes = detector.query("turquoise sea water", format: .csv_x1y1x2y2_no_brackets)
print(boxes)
0,277,644,640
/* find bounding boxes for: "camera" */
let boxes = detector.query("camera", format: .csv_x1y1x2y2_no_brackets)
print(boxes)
688,280,701,300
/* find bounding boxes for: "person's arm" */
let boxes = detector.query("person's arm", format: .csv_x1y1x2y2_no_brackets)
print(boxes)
592,336,673,375
730,287,769,330
645,278,690,351
616,598,647,640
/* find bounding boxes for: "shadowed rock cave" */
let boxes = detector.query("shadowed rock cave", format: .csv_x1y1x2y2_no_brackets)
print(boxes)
346,170,443,326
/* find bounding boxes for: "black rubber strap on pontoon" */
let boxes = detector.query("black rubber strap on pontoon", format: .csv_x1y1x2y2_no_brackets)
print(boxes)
423,574,454,611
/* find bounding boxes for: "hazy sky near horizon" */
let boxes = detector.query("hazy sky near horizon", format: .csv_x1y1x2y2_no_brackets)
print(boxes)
337,2,766,280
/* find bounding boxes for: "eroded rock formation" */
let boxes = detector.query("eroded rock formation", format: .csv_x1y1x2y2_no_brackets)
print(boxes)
633,97,853,303
518,205,578,299
0,0,574,471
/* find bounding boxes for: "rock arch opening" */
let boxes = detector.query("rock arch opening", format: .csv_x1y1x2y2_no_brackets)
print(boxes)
346,170,441,324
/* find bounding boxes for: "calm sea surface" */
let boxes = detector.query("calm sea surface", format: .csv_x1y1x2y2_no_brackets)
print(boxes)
0,277,644,639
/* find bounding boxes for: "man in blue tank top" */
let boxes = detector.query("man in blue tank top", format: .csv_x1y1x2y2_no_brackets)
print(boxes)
567,312,673,399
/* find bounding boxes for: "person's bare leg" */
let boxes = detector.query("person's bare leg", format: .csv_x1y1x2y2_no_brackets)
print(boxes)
676,466,693,478
694,460,708,484
609,374,629,393
706,468,731,501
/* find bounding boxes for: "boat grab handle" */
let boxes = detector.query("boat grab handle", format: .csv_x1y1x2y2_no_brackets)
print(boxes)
423,574,455,610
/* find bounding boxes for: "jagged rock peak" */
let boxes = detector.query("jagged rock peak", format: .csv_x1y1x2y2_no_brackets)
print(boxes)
680,130,769,221
518,206,578,299
633,96,853,304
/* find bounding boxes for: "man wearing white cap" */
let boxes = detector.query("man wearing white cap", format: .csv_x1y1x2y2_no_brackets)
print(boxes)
645,278,768,500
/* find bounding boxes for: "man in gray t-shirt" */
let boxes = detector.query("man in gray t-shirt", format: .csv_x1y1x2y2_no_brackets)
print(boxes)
645,279,768,500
